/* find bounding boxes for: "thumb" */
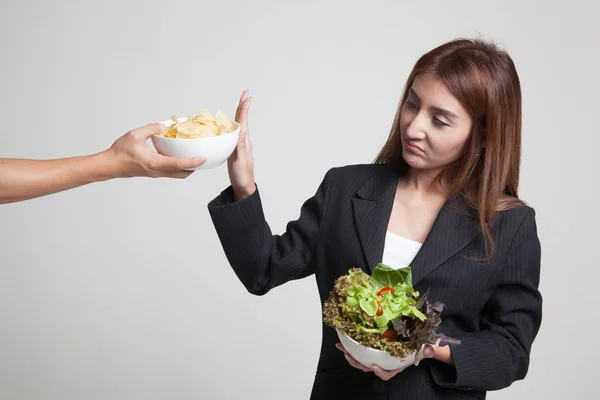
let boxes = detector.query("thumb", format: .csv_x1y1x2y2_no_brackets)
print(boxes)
423,344,436,359
132,123,167,140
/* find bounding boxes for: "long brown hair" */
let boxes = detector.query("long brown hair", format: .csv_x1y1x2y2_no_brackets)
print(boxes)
375,38,525,258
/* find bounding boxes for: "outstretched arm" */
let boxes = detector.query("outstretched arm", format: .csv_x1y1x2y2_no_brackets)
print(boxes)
0,123,205,204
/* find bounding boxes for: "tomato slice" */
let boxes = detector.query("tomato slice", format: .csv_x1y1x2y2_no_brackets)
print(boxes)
381,329,397,342
376,301,382,316
377,287,395,297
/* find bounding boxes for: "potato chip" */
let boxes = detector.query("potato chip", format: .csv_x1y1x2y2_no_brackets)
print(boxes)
162,109,236,139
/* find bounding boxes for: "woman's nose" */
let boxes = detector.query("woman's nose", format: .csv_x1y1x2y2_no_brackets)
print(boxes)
404,112,428,141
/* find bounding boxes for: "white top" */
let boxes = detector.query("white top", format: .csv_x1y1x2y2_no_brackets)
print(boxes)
382,231,423,270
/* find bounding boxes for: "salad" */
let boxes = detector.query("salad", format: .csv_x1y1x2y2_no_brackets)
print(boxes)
323,264,460,363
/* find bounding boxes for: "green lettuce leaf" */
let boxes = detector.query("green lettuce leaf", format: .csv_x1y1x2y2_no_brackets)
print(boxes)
371,264,412,289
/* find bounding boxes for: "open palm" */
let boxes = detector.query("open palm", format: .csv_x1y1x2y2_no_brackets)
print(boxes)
227,89,255,200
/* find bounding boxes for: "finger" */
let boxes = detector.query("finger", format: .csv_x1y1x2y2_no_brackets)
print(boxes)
237,126,252,153
372,365,396,381
157,170,194,179
344,354,368,371
240,88,249,104
164,171,196,179
335,344,348,354
423,344,436,359
344,354,372,372
239,98,252,144
154,154,206,171
132,123,167,140
151,169,195,179
243,96,251,125
236,97,251,125
236,128,247,151
244,98,252,145
242,126,252,148
235,89,249,121
238,127,249,148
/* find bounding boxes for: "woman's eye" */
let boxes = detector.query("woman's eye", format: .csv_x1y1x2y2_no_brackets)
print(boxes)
432,117,449,128
405,100,418,109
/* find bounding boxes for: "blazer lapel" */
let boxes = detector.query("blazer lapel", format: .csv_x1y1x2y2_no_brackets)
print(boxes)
352,166,398,273
351,165,480,282
410,195,480,286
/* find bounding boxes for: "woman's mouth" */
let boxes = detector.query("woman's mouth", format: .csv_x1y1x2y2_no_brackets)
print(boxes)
405,142,423,153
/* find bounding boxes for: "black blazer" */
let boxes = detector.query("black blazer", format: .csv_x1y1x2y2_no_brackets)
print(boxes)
208,164,542,400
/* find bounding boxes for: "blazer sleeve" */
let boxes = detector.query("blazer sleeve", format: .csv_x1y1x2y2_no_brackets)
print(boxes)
430,208,543,391
207,169,333,296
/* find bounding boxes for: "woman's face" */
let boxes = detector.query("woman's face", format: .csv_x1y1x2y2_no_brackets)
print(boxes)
400,73,474,171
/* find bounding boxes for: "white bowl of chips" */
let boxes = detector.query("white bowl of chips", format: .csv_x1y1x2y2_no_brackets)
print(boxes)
151,109,240,170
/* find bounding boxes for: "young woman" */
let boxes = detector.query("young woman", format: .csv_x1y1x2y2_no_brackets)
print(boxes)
208,38,542,400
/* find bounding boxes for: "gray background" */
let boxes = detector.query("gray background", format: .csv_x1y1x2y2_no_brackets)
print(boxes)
1,0,598,399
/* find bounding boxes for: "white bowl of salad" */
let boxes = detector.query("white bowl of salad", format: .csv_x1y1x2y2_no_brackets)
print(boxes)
336,328,417,370
324,264,459,371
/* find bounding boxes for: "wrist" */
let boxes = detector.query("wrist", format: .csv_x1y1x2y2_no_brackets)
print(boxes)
233,183,256,201
93,150,124,181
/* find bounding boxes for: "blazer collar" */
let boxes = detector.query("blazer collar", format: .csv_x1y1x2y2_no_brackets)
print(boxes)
351,165,479,285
